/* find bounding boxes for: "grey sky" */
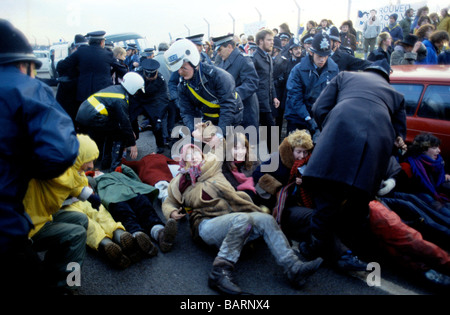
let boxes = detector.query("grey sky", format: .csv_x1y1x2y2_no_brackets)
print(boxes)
2,0,444,47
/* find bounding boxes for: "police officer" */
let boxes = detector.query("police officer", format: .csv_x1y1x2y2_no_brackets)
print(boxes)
125,43,140,70
57,31,125,104
284,32,339,141
140,47,155,62
164,39,243,139
186,33,213,64
56,34,88,128
213,34,260,133
328,26,372,72
76,72,145,171
300,34,314,58
131,58,170,153
274,38,304,134
0,19,81,294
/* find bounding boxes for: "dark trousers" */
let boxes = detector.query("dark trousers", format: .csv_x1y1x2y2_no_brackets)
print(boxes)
0,237,44,295
307,179,371,260
31,210,88,290
108,194,164,235
259,111,276,155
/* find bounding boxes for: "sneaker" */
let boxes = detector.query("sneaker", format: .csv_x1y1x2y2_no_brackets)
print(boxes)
158,219,178,253
133,231,158,257
287,257,323,288
336,251,368,272
423,269,450,288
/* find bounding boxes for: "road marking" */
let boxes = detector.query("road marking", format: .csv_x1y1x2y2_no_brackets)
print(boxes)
351,272,420,295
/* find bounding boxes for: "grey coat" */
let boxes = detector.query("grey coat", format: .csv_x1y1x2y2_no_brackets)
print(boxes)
303,71,406,196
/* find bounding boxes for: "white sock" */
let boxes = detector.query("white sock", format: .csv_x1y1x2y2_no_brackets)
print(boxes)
151,224,164,240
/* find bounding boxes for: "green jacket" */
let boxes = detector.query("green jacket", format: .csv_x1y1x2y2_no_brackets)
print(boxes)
94,164,159,208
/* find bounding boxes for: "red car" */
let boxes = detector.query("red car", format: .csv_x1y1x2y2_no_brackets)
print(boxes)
390,65,450,163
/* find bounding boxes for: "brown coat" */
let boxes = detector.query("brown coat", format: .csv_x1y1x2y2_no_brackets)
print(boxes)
162,153,262,241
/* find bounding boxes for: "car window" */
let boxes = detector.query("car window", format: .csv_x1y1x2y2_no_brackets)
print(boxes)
417,85,450,121
391,83,423,116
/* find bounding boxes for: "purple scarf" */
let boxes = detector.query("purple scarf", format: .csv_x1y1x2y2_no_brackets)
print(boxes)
407,154,448,202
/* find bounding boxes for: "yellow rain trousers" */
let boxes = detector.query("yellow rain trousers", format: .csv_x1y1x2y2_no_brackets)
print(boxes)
24,134,125,248
63,201,124,250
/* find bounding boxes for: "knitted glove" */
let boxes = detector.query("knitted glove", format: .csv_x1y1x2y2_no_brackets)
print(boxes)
87,193,102,210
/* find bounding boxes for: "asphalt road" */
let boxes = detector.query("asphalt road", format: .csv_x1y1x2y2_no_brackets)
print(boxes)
38,72,444,300
76,129,440,297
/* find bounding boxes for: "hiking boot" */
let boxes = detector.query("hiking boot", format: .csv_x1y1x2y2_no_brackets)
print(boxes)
208,257,242,295
133,231,158,257
336,251,368,272
158,219,177,253
113,229,142,263
98,237,131,269
287,257,323,288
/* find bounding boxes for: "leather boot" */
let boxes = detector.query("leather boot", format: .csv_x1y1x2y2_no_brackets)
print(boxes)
158,219,177,253
98,237,131,269
113,229,141,263
287,257,323,288
208,257,242,295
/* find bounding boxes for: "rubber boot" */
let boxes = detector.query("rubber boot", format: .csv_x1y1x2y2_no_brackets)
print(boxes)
133,231,158,257
98,237,131,269
113,229,141,263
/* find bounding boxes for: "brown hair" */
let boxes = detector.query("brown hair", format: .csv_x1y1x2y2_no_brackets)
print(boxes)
256,28,274,46
415,24,435,39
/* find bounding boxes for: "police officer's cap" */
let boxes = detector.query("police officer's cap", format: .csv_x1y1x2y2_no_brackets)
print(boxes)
363,59,391,82
74,34,88,46
0,19,42,69
289,38,301,50
279,32,291,40
126,43,138,50
105,40,114,49
212,34,234,51
142,48,155,57
141,58,160,76
186,34,204,46
301,34,314,45
248,43,258,50
328,26,341,42
273,37,282,51
85,31,106,40
309,32,332,57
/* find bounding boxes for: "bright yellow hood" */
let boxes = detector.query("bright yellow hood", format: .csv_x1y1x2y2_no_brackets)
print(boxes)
24,134,99,237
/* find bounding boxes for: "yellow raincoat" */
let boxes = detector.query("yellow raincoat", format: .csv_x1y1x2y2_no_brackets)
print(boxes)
24,134,124,248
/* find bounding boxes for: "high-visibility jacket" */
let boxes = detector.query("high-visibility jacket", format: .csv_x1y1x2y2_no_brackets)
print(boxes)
177,62,243,134
76,85,136,147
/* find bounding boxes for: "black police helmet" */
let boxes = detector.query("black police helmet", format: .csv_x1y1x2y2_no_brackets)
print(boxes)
328,26,341,42
0,19,42,69
309,32,332,57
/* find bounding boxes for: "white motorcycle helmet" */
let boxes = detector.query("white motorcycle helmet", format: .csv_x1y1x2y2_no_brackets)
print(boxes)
164,38,200,72
121,72,145,95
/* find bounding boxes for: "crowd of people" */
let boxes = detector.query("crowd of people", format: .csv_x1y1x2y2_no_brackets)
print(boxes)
1,5,450,296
